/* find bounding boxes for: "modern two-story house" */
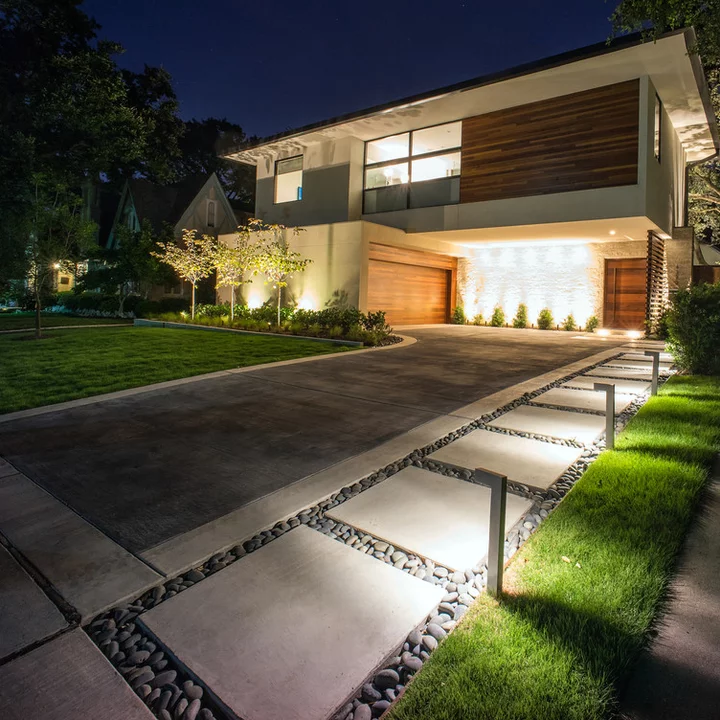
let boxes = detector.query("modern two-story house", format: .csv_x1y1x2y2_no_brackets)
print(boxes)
221,28,718,330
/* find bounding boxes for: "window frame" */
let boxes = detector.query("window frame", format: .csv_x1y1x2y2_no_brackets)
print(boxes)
362,121,462,213
654,93,662,163
207,200,216,228
274,155,304,204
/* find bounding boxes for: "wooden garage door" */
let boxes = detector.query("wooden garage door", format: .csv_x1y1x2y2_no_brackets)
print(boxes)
367,244,456,326
604,258,647,330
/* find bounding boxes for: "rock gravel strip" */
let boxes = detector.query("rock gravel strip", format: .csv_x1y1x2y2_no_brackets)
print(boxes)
80,350,670,720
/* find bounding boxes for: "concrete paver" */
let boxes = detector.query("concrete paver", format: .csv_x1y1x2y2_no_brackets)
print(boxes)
428,429,582,490
561,376,651,394
0,473,160,620
605,358,673,370
328,466,532,570
621,468,720,720
0,629,154,720
0,545,66,660
585,366,654,381
618,352,673,363
488,405,606,444
533,387,635,413
143,526,444,720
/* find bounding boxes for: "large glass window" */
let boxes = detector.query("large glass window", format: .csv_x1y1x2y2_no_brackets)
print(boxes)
654,94,662,162
275,156,303,203
363,122,462,213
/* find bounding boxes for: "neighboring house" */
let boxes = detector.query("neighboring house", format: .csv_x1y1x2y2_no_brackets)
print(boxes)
222,28,718,330
107,172,238,299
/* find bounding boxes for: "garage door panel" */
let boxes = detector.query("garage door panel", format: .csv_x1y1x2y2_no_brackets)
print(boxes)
368,260,450,326
604,258,647,330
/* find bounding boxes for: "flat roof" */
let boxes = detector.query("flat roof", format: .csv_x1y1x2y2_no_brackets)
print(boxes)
224,28,718,165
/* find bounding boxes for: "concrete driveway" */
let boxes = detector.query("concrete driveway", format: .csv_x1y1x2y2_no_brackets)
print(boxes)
0,326,625,554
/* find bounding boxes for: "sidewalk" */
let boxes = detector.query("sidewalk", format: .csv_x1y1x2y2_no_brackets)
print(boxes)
621,457,720,720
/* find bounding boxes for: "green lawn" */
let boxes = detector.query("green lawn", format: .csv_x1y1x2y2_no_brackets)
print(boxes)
0,326,351,413
0,312,131,331
391,376,720,720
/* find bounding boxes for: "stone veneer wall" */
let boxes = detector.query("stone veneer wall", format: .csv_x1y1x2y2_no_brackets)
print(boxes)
457,239,647,327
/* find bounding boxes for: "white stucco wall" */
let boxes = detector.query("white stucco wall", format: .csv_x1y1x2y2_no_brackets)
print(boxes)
457,239,647,327
217,222,364,310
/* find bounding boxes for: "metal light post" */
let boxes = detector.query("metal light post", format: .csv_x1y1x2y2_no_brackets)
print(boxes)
593,382,616,449
644,350,661,396
475,467,507,597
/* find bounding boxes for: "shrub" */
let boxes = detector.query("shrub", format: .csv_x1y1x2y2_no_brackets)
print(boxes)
196,303,230,318
512,303,528,328
134,297,190,317
585,315,599,333
537,307,554,330
653,306,671,340
562,314,576,331
451,307,466,325
667,282,720,374
471,313,484,326
490,306,505,327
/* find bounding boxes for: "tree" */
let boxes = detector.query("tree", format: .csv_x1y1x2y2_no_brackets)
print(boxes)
153,230,216,319
172,118,256,208
214,228,260,320
252,219,311,326
79,220,173,314
26,176,97,338
612,0,720,243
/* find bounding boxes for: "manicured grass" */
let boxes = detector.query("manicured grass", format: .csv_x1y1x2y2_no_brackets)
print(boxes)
391,375,720,720
0,312,131,331
0,326,351,413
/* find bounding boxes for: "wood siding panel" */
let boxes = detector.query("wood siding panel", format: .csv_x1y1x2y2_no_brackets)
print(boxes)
368,243,457,271
604,257,647,330
460,80,640,204
368,260,450,326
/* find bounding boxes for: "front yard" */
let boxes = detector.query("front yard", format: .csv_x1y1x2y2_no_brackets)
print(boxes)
0,312,132,331
391,375,720,720
0,326,351,414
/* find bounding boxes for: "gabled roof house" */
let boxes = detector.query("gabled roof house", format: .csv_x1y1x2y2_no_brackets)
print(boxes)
222,28,718,330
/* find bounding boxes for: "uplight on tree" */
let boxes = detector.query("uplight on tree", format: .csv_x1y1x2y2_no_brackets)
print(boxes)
251,219,311,326
214,227,259,320
153,229,215,318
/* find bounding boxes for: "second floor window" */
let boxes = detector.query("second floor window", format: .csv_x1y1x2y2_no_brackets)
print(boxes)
207,200,216,228
363,122,461,213
275,156,303,203
654,93,662,162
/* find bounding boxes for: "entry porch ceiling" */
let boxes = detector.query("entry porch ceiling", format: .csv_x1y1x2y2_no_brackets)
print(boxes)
227,29,717,165
416,216,660,252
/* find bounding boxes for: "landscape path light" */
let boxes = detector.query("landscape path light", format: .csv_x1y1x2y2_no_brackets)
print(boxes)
475,467,507,597
593,382,616,450
644,351,661,396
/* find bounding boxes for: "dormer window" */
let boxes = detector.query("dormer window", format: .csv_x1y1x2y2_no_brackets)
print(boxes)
207,200,216,228
275,156,303,203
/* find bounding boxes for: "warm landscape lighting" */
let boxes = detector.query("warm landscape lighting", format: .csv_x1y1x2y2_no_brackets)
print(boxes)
53,262,61,269
609,230,616,236
626,330,642,339
597,329,610,337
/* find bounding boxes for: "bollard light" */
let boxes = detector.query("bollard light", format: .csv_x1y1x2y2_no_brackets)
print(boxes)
644,351,661,396
475,467,507,597
593,382,616,449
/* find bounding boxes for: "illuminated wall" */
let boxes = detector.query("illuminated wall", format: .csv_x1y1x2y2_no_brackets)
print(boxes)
457,239,647,327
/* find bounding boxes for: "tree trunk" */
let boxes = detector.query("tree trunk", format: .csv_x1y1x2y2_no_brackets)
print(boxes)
34,285,42,340
277,286,282,327
191,282,196,319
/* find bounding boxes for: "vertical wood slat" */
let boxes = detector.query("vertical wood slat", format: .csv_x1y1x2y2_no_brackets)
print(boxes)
460,79,640,204
646,232,669,334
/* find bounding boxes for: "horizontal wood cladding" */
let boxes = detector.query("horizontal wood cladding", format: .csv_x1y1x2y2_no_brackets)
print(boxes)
368,243,458,270
460,79,640,204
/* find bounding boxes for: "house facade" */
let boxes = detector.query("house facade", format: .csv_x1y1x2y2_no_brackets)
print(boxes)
222,29,718,330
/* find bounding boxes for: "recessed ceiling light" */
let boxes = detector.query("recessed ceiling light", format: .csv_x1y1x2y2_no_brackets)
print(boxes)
609,230,616,236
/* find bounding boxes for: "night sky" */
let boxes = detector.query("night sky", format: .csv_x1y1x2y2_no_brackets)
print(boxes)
83,0,618,139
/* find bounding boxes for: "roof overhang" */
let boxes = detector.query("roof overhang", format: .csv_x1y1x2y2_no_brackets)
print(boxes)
225,28,718,166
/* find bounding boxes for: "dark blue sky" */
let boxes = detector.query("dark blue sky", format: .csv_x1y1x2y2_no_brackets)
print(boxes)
83,0,617,139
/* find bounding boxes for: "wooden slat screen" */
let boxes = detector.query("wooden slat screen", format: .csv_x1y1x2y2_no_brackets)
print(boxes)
460,79,640,204
646,232,669,334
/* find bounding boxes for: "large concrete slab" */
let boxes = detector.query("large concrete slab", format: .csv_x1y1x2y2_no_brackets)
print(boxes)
561,376,651,395
533,387,635,413
143,526,443,720
428,429,582,490
488,405,605,444
0,327,626,555
0,473,161,620
328,467,532,570
585,366,654,380
0,629,154,720
618,352,673,363
0,545,66,660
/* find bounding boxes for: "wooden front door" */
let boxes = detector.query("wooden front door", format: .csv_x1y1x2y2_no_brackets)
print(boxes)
604,258,647,330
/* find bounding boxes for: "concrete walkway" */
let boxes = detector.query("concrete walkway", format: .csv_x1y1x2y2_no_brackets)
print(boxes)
621,459,720,720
